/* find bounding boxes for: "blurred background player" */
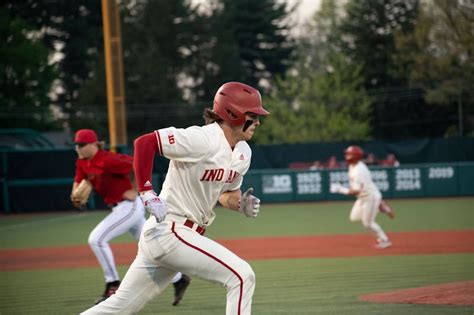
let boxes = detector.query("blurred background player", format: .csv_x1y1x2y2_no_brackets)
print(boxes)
380,153,400,167
364,153,377,166
71,129,190,305
80,81,268,315
330,145,393,249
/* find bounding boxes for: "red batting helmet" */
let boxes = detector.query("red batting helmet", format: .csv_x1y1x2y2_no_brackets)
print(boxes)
344,145,364,164
213,82,269,126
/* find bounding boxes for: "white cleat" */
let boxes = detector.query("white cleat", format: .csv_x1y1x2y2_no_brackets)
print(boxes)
375,240,392,249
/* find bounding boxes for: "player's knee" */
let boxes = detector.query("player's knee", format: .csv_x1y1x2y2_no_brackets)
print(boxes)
240,261,256,289
244,265,256,286
229,261,256,290
361,219,371,228
88,234,103,248
349,215,358,222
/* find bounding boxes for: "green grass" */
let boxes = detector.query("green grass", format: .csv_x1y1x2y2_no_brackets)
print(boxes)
1,197,473,249
1,255,472,314
0,197,473,314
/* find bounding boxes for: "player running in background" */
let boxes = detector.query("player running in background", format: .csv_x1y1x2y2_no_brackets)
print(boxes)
72,129,190,305
80,81,268,315
330,145,393,249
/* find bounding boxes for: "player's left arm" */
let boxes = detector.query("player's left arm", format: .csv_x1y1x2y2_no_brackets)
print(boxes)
219,188,261,218
346,187,361,196
219,189,241,211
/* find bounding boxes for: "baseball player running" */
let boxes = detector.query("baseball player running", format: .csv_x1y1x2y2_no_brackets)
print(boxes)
80,82,268,315
72,129,190,305
330,145,392,249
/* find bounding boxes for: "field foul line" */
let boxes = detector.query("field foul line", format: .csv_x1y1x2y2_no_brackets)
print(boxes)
0,213,96,232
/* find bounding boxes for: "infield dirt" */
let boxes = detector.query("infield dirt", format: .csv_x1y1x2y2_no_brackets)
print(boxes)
2,229,473,307
1,230,473,271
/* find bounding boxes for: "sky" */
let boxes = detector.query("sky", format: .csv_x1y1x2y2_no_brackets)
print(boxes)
290,0,321,25
191,0,322,27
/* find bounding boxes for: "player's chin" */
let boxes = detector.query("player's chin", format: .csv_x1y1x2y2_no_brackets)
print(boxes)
244,130,255,140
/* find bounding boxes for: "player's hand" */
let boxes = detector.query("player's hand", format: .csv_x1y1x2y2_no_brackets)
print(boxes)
70,196,84,209
330,183,349,195
239,188,260,218
140,190,167,222
330,183,341,193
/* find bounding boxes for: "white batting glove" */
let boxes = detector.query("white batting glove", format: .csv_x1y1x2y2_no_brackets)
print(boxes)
140,190,167,222
239,188,260,218
330,183,350,195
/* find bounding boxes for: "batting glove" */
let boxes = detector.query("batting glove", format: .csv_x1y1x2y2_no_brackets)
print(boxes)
140,190,167,222
239,188,260,218
330,183,350,195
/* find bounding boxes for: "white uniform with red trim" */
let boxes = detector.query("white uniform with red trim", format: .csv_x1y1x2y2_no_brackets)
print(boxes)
81,122,255,315
348,161,389,242
156,123,249,226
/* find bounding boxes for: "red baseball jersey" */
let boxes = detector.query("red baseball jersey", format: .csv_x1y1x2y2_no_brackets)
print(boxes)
74,150,133,205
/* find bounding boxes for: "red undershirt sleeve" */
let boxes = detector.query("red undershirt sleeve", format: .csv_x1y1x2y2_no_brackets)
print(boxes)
133,132,161,192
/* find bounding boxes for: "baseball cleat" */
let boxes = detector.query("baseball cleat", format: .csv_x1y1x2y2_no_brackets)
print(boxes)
94,280,120,305
375,239,392,249
379,200,395,219
172,274,191,306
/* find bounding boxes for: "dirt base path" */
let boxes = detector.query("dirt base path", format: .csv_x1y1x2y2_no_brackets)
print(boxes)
1,230,473,271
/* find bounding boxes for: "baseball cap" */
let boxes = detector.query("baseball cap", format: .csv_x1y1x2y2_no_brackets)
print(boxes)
74,129,98,144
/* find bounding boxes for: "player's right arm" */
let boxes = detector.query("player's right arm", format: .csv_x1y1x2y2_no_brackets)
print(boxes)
71,161,86,207
133,132,169,222
133,132,157,193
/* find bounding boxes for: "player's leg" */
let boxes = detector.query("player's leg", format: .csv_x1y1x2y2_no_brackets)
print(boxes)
361,195,391,248
349,199,363,222
80,250,176,314
88,199,145,301
127,198,189,305
379,199,395,218
157,222,256,315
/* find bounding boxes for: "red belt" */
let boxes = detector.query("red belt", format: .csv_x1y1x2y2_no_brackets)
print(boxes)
184,219,206,235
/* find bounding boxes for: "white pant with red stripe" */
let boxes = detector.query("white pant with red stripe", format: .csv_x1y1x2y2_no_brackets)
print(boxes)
349,193,388,242
81,216,256,315
88,197,146,283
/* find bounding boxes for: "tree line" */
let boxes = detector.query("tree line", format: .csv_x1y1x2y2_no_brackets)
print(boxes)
2,0,473,144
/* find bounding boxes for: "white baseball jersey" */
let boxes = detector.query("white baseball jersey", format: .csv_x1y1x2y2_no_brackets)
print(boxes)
155,122,251,227
348,161,381,199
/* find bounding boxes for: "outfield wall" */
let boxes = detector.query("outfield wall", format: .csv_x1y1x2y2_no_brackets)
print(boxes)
241,162,474,203
1,151,473,213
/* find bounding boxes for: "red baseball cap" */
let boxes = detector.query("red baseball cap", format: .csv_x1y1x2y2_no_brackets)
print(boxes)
74,129,98,144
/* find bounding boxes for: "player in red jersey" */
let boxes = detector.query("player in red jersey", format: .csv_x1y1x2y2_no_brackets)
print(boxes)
72,129,189,305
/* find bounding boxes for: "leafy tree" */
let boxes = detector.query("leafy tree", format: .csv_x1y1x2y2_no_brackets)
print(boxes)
338,0,419,89
252,0,371,145
254,54,372,144
4,0,103,130
0,9,57,130
334,0,456,139
393,0,474,136
187,0,296,101
69,0,212,140
294,0,341,73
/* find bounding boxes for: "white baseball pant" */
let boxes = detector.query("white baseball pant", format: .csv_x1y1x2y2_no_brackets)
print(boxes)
81,215,256,315
349,194,389,242
88,197,146,283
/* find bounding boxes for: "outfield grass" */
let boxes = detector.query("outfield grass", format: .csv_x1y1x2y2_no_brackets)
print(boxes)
1,197,473,314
